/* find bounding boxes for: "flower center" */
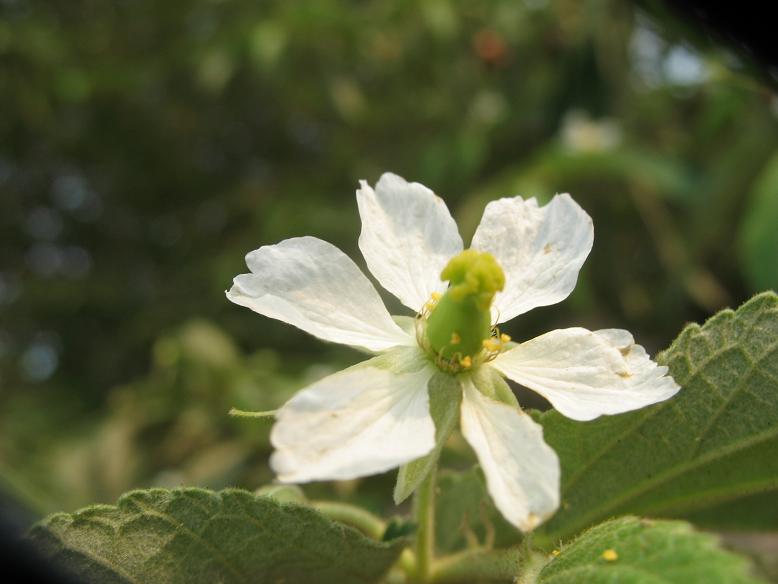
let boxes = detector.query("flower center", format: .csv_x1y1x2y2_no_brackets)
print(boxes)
420,250,508,373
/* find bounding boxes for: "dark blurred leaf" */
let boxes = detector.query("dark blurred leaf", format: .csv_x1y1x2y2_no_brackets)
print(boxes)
739,153,778,294
382,517,416,542
435,467,520,554
683,491,778,531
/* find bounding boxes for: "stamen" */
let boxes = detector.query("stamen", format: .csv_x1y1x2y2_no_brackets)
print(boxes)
417,285,507,375
482,339,501,352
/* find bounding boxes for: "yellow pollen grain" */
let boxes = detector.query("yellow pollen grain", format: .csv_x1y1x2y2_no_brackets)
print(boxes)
450,332,461,345
430,292,442,301
500,333,511,343
602,549,618,562
482,339,500,352
459,355,472,369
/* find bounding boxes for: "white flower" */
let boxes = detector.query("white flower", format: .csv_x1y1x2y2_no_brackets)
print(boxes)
227,172,680,531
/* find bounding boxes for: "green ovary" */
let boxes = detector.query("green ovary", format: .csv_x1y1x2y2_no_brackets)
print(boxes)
425,250,505,360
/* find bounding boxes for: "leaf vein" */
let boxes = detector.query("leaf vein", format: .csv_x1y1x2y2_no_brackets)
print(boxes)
130,496,248,584
558,424,778,535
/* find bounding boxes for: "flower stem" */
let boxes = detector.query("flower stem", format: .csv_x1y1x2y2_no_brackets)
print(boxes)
311,501,386,540
430,548,519,583
413,467,437,582
429,546,548,584
312,501,416,579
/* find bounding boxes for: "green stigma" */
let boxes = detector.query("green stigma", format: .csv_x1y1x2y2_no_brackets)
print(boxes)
425,250,505,363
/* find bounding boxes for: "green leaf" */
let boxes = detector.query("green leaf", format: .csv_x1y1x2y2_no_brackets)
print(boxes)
682,490,778,531
537,516,764,583
394,372,461,504
739,153,778,292
536,292,778,544
29,487,404,584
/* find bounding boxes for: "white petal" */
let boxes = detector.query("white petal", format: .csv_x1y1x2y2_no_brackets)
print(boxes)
471,194,593,323
357,173,463,312
271,348,437,482
227,236,411,352
460,377,560,532
492,328,680,421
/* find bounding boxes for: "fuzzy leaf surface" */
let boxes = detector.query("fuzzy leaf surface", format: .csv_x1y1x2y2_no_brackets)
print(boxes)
29,488,404,584
538,516,763,583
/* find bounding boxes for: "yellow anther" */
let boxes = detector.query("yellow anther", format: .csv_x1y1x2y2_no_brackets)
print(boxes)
423,292,444,313
482,339,501,352
450,332,461,345
551,549,561,557
459,355,472,369
601,549,618,562
500,333,511,343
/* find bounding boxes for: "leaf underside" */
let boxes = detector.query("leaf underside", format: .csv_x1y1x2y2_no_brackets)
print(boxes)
29,487,404,584
537,292,778,544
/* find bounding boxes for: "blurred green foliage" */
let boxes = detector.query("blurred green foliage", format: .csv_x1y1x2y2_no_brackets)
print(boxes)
1,0,777,529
